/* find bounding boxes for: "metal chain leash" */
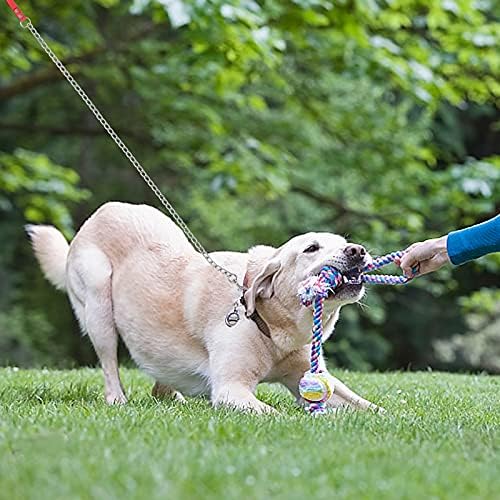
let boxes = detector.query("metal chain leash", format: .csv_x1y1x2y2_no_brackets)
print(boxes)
21,19,244,291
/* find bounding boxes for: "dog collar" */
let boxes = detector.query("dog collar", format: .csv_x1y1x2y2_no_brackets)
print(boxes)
239,294,272,339
224,271,271,338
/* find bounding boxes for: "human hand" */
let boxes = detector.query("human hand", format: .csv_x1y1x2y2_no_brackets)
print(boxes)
396,236,451,277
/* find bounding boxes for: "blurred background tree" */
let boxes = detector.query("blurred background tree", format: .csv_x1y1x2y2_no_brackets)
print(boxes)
1,0,498,371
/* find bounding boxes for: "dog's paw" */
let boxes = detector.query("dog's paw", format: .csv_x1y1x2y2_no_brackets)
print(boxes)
371,405,387,415
105,391,128,405
249,401,279,415
214,398,279,415
152,382,186,403
172,391,187,404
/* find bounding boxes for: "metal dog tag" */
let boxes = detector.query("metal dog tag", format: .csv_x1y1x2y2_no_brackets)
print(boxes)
225,303,241,328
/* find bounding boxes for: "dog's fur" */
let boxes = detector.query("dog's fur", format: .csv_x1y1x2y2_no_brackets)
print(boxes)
28,202,382,413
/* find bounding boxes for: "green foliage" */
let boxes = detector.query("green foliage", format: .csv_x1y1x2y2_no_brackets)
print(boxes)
0,369,499,499
0,149,90,235
435,289,500,372
0,306,66,367
0,0,498,370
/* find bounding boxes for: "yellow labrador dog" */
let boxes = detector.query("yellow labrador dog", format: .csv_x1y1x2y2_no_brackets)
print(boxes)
28,202,382,413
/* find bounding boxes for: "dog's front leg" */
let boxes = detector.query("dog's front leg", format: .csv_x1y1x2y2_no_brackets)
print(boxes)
325,374,385,413
211,381,277,414
275,347,384,413
287,371,384,413
209,336,277,414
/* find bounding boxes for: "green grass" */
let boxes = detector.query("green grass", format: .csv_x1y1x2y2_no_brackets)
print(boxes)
0,368,498,500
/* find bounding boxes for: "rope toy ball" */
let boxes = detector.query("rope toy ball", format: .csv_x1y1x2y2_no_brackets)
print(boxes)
299,371,334,407
298,251,414,415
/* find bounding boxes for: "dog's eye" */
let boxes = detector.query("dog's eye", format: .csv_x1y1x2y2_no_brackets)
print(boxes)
303,243,320,253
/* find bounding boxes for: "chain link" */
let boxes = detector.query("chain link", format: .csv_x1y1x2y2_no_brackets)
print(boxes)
23,20,243,291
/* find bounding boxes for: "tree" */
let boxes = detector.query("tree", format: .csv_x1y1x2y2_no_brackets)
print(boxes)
1,0,499,370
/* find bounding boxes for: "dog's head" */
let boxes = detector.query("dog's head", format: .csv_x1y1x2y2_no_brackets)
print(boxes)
244,232,371,317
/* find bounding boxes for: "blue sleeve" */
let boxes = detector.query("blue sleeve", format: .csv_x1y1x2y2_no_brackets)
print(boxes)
447,214,500,266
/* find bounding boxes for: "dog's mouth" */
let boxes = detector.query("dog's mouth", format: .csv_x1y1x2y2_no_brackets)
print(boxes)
342,266,362,283
299,263,366,306
314,266,363,300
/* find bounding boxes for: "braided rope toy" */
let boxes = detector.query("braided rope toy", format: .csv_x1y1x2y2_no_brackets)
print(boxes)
297,251,411,415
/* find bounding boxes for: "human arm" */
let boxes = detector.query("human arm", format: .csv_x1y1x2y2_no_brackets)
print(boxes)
398,215,500,277
446,214,500,265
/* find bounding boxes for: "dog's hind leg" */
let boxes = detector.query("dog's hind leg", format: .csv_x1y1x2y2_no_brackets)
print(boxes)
152,382,186,403
69,246,126,405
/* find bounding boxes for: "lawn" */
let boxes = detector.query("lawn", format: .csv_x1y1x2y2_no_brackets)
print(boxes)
0,368,498,500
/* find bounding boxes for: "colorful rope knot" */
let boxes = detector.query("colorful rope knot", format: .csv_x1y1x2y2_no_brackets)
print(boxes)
297,250,411,415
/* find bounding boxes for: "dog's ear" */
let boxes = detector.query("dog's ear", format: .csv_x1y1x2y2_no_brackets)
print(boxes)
244,251,282,316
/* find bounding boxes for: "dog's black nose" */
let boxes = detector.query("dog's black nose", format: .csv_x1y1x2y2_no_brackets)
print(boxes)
343,244,366,261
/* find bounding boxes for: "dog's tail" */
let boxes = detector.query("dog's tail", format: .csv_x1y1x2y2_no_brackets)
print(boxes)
25,224,69,291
